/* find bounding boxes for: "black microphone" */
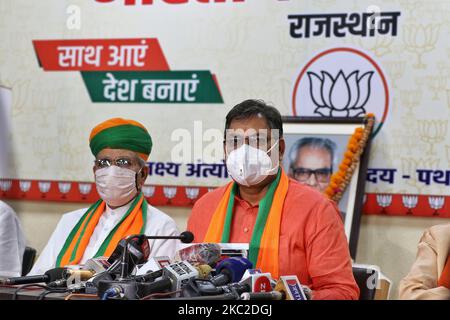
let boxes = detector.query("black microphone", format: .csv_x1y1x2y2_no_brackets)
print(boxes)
5,268,65,286
135,231,194,243
118,231,194,280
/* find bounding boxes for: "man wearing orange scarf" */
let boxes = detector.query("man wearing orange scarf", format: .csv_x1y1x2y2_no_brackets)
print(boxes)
29,118,179,275
187,100,359,300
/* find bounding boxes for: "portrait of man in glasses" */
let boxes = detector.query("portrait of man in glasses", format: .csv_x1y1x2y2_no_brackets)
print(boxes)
287,137,337,193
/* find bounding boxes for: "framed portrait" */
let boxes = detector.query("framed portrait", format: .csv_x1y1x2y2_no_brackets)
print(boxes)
282,116,373,259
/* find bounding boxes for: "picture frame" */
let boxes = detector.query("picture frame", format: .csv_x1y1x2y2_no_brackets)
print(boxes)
282,116,373,259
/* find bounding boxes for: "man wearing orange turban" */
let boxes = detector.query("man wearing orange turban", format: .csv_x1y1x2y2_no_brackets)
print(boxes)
29,118,179,275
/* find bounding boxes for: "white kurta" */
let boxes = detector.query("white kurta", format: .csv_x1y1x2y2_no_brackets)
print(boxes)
28,201,180,276
0,201,26,277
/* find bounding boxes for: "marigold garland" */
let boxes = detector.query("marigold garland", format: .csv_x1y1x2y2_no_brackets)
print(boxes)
324,114,375,203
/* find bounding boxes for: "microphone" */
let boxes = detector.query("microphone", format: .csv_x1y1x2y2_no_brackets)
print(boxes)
106,261,198,299
95,232,195,299
118,231,194,280
176,243,221,267
239,272,273,293
5,268,65,286
108,235,151,277
182,278,250,298
131,231,194,244
210,257,253,287
47,269,96,288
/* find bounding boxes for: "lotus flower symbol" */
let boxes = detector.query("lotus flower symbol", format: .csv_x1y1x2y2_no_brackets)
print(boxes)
307,70,374,117
163,187,177,204
38,181,51,198
402,195,418,215
376,194,392,214
185,187,200,204
78,183,92,199
0,180,12,193
58,182,72,198
19,180,31,195
142,185,155,198
428,196,444,216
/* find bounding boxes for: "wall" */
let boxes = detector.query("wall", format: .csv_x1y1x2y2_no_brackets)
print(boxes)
5,199,449,300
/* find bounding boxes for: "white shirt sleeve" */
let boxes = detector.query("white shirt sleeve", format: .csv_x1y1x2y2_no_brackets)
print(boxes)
136,205,180,275
0,201,26,278
27,210,84,276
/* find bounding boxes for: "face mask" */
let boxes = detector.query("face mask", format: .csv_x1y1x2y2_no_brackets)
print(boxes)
95,166,140,207
226,141,279,187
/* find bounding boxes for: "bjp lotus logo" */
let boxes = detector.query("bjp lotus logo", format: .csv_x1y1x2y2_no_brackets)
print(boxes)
293,47,390,136
307,70,374,117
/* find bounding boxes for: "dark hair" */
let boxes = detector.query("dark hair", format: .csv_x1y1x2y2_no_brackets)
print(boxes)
225,99,283,137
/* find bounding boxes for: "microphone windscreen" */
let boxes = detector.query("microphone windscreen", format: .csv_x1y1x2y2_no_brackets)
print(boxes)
180,231,194,244
216,257,253,283
44,268,66,283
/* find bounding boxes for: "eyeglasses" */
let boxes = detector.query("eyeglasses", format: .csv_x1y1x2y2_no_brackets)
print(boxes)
224,135,276,151
292,167,332,183
94,157,136,169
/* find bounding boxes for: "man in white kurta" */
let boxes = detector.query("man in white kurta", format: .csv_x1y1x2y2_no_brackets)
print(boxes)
0,200,26,277
28,118,180,275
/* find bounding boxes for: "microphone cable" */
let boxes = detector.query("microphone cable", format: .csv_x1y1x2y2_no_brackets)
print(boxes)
12,283,71,300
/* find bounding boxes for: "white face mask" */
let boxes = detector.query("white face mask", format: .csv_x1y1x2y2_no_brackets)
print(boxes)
95,166,139,207
225,141,279,187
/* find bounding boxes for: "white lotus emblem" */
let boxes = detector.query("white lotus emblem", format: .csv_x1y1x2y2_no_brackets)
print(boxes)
58,182,71,198
185,187,200,203
38,181,51,197
0,180,12,193
308,70,373,117
163,187,177,204
19,180,32,193
78,183,92,198
428,196,444,216
376,194,392,214
142,185,156,198
402,195,418,215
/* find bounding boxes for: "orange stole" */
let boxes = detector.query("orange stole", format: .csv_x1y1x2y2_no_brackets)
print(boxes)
57,195,146,267
438,254,450,289
203,169,289,278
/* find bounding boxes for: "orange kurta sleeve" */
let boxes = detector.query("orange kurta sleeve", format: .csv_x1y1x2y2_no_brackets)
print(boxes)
304,199,360,300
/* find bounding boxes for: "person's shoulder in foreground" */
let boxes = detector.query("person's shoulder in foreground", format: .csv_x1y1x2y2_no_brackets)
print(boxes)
398,223,450,300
